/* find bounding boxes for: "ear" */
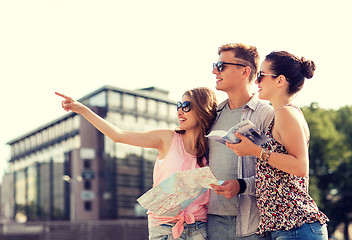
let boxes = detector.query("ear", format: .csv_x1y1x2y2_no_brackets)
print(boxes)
242,66,251,79
276,75,288,88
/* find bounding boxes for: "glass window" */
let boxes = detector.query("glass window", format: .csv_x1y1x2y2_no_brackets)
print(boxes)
88,91,107,107
73,135,81,149
159,102,168,118
37,132,42,146
84,201,92,211
106,111,122,125
14,143,19,156
73,115,80,130
147,99,157,115
53,161,65,219
135,116,148,131
65,118,72,133
108,91,121,108
42,129,49,142
30,135,37,149
84,181,92,190
84,160,91,169
148,118,159,129
158,120,169,129
39,162,50,218
122,115,136,130
136,97,147,113
123,94,135,111
15,170,26,205
19,141,25,154
169,104,176,119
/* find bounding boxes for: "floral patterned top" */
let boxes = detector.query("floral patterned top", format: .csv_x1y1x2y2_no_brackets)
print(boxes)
256,118,329,235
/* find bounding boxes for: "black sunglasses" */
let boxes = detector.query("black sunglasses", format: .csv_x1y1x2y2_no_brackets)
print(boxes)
177,101,191,112
213,61,247,72
256,72,279,83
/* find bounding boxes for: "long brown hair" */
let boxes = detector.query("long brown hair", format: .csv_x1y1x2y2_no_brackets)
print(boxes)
176,87,217,167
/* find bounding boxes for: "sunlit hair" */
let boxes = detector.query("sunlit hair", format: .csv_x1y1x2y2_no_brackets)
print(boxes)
175,87,217,167
265,51,316,94
218,43,260,82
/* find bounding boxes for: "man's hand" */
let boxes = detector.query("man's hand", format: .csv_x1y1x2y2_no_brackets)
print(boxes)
210,180,240,199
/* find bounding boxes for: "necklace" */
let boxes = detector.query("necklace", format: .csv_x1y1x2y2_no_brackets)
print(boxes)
275,103,293,113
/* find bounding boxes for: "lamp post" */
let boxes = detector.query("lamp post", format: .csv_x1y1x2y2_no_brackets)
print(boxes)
62,175,82,221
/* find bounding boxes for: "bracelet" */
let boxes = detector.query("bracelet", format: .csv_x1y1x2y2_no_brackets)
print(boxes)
265,149,273,162
237,179,247,194
259,148,267,161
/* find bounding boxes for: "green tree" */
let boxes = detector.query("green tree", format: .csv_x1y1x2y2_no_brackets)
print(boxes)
302,104,349,238
331,106,352,239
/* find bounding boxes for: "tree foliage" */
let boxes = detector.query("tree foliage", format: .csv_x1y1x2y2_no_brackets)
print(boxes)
302,104,352,239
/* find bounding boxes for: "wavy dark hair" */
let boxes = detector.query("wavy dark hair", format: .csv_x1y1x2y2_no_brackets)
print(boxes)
265,51,316,94
175,87,217,167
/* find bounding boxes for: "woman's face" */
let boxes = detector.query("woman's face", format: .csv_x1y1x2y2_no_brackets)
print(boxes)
256,60,277,100
177,95,199,131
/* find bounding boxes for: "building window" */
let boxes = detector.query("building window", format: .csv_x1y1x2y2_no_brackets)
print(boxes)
84,181,92,190
159,102,168,118
123,94,135,110
84,160,91,169
88,91,107,107
108,91,121,108
84,201,92,211
147,99,157,115
136,97,147,113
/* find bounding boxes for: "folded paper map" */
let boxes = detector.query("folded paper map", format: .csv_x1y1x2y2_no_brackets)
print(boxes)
137,167,220,217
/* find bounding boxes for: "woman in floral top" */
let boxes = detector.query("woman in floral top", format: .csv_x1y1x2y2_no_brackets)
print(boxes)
226,51,329,239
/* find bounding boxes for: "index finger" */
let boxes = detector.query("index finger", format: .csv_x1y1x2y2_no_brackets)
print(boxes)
55,92,71,100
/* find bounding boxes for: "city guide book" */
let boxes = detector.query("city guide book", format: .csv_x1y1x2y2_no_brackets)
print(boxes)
206,120,268,145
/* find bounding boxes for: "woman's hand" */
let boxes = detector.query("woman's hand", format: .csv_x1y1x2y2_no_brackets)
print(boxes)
226,132,261,158
55,92,86,114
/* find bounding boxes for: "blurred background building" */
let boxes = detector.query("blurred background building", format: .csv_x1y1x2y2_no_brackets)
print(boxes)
1,85,178,222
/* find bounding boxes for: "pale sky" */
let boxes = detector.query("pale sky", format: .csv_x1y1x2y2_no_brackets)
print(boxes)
1,0,351,180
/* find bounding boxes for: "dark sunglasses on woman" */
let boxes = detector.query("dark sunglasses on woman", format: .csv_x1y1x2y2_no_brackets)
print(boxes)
256,72,278,83
177,101,191,112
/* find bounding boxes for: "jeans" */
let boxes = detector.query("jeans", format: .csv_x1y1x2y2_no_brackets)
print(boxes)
207,214,270,240
149,221,207,240
271,222,328,240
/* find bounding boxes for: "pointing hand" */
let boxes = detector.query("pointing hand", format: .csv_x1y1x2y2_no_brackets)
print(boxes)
55,92,85,114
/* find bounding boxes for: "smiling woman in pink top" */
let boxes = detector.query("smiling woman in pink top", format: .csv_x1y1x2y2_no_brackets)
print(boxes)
56,87,217,240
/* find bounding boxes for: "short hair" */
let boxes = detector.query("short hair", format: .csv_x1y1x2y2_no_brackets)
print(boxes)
218,43,260,81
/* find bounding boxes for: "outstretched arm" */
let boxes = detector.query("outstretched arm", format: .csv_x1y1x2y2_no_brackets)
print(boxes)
55,92,173,156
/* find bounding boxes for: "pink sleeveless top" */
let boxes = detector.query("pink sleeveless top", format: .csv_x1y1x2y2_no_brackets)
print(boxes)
148,132,209,239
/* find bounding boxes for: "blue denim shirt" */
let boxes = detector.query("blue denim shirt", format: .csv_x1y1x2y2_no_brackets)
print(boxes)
210,94,274,237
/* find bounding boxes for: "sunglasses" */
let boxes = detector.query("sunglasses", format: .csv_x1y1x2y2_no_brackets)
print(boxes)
177,101,191,112
213,62,247,72
256,72,278,83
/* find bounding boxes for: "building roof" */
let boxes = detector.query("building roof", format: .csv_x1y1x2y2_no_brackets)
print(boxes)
7,85,174,145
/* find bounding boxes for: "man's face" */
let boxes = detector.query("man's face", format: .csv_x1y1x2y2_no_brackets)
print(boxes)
212,51,245,93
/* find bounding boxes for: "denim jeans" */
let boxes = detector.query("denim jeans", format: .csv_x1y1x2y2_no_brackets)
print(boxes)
149,221,207,240
271,222,328,240
207,215,270,240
